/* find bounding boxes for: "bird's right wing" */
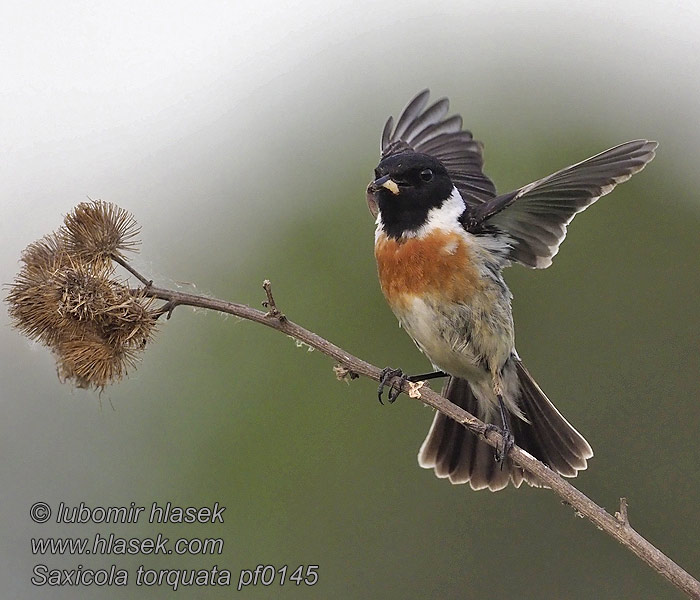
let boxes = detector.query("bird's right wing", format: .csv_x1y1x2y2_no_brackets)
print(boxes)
465,140,658,268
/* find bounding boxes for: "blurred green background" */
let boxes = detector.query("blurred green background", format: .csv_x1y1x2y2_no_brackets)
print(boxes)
2,1,699,598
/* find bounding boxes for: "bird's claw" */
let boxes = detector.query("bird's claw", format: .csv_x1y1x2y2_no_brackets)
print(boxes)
485,423,515,468
377,367,407,404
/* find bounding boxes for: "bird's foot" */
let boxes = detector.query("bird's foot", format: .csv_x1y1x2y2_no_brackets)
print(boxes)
377,367,407,405
485,423,515,468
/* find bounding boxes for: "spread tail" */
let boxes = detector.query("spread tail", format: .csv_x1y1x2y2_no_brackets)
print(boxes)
417,360,593,491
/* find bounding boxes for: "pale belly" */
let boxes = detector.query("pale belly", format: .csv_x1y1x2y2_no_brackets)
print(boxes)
392,292,514,383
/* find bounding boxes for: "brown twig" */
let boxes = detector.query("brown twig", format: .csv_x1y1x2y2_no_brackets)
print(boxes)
111,254,152,287
261,279,285,321
125,266,699,599
616,497,630,526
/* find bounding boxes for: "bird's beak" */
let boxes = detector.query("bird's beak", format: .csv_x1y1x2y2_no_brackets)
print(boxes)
372,174,400,195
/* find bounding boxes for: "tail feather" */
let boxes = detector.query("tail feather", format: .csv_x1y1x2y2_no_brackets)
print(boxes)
433,416,460,479
513,361,592,473
417,360,593,491
418,377,513,491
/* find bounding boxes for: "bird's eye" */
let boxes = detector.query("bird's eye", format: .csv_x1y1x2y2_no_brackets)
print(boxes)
420,169,433,182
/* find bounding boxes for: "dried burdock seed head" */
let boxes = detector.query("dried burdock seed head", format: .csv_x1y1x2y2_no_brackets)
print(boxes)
58,263,120,323
7,202,159,389
7,234,72,347
52,271,157,389
56,336,139,389
98,287,158,350
20,233,69,270
60,200,140,267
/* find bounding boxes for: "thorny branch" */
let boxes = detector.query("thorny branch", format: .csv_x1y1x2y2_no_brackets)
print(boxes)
124,263,700,599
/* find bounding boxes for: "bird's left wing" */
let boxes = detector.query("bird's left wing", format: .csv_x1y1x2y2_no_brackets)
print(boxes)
464,140,658,268
380,89,497,204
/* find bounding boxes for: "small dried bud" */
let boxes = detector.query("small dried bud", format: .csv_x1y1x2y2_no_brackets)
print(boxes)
60,200,140,267
407,380,424,399
333,364,359,383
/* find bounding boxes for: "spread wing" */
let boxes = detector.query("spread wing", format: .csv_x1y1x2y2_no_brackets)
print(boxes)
380,89,497,204
466,140,658,268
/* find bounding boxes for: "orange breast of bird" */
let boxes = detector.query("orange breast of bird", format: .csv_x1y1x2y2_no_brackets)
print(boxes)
374,229,481,312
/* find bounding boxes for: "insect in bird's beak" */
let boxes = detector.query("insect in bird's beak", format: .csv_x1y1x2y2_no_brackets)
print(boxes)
373,174,400,195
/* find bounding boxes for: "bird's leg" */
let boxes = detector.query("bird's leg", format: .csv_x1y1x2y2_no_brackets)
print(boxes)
377,369,447,404
494,395,515,467
407,370,447,382
484,375,514,467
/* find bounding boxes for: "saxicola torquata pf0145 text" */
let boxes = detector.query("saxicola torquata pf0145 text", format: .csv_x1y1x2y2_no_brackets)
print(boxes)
367,90,657,491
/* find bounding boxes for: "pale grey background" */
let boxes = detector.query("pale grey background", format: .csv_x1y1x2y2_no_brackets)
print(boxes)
2,1,699,598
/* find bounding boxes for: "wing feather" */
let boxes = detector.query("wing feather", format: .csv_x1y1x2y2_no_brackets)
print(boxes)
391,90,430,140
380,90,497,204
468,140,658,268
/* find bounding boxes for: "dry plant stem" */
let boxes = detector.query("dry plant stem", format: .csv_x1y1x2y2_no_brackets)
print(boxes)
133,273,698,598
111,255,152,287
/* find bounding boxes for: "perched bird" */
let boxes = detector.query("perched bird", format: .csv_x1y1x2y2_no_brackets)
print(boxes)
367,90,657,491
